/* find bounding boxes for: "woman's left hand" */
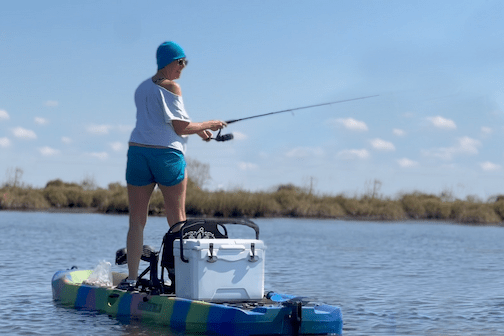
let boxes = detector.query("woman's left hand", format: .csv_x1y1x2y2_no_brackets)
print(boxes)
198,130,212,142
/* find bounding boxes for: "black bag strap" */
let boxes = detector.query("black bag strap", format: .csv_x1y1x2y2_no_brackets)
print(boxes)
179,221,228,239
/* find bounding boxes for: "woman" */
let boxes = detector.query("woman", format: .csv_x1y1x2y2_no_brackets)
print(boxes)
119,41,226,289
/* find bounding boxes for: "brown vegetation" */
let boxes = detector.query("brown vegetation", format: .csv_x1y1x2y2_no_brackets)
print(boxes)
1,178,503,225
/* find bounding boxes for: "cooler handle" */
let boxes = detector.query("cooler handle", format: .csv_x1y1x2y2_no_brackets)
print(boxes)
249,243,258,262
207,243,217,263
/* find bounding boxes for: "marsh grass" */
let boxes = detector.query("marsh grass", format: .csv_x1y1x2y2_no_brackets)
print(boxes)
494,200,504,220
0,186,50,210
1,179,503,225
400,193,451,219
451,200,502,224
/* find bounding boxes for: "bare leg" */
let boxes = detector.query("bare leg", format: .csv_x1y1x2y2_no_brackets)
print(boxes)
158,175,187,289
158,174,187,227
126,183,156,280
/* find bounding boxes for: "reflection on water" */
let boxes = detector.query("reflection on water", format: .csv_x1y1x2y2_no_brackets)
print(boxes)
1,211,504,335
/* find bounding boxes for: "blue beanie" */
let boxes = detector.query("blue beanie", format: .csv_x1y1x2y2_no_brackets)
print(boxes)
156,41,186,70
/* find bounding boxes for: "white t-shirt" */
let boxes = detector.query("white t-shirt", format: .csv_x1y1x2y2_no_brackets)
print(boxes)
129,78,191,154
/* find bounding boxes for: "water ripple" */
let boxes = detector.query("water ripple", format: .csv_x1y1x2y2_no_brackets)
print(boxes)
2,214,504,335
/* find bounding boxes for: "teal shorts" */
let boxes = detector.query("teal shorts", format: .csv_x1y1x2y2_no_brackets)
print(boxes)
126,146,186,187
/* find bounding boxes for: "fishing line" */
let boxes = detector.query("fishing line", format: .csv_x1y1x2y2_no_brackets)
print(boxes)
212,94,379,141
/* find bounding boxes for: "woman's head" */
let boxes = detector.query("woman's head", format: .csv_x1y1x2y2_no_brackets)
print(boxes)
156,41,186,70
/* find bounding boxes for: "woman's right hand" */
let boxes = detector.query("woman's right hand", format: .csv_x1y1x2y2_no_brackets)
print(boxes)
208,120,227,131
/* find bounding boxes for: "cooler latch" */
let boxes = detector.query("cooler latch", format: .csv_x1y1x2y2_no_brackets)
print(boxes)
207,243,217,263
249,243,258,262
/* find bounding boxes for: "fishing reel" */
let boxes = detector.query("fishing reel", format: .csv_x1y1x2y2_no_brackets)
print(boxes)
213,129,234,142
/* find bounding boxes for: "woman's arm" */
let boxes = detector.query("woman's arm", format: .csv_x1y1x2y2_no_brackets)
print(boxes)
172,120,227,136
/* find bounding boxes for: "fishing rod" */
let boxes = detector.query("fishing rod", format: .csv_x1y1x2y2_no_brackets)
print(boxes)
212,94,379,141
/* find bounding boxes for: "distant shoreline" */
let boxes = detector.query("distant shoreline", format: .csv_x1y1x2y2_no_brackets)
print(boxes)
2,179,503,225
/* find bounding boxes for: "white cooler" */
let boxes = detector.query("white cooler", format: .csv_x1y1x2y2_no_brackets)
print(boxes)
173,239,266,301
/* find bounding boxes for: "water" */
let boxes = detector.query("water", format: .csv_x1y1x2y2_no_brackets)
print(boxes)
1,211,504,335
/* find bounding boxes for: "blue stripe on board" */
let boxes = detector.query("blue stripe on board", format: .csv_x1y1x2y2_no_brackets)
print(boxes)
75,286,93,308
117,293,133,324
170,299,192,333
205,305,239,335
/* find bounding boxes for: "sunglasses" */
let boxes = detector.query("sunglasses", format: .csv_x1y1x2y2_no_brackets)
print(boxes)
177,59,188,66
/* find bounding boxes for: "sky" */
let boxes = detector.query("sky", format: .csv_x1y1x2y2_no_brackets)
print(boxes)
1,0,503,200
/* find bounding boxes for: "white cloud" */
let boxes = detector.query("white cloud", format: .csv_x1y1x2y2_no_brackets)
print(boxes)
86,124,112,135
44,100,59,107
238,162,258,170
422,136,481,160
231,131,247,140
61,136,72,144
480,161,501,171
116,124,134,133
285,146,324,158
370,138,395,151
481,126,492,136
39,146,60,156
0,137,11,148
457,136,481,155
87,152,109,160
0,109,10,121
109,141,124,151
86,124,133,135
427,116,457,130
393,128,406,136
12,127,37,139
337,149,370,160
332,118,368,131
35,117,48,125
397,158,418,168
